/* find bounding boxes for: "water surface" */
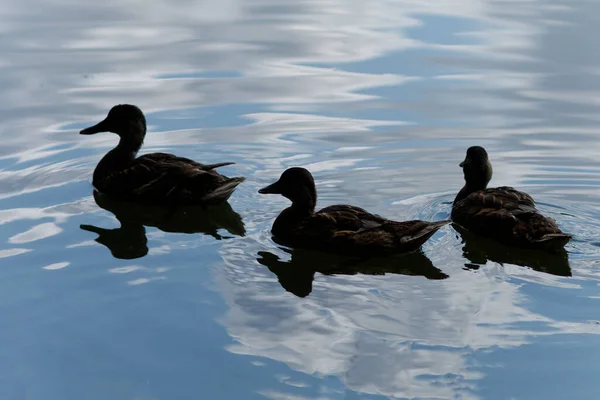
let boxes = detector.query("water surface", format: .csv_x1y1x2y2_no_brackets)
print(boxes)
2,1,600,399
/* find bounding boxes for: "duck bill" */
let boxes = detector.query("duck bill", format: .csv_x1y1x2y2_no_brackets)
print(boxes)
258,180,282,194
80,119,110,135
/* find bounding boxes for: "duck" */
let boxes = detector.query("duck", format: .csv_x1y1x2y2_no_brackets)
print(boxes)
258,167,449,255
80,104,244,205
451,146,571,251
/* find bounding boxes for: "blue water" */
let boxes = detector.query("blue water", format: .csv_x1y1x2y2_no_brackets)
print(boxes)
1,1,600,399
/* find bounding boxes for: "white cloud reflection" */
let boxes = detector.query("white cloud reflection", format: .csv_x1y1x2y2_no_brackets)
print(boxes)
217,232,600,399
0,0,598,205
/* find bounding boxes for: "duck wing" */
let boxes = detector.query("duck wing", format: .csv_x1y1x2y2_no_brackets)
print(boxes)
297,205,448,254
452,187,571,250
330,219,449,254
138,153,235,171
461,186,536,211
96,153,243,205
317,204,387,230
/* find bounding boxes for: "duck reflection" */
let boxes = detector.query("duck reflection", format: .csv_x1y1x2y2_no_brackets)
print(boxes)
80,190,245,259
453,224,571,277
257,248,447,297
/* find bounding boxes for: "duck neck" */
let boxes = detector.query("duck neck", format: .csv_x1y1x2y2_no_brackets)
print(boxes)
291,185,317,216
455,160,493,205
92,135,143,186
454,181,488,204
272,192,316,237
290,198,316,216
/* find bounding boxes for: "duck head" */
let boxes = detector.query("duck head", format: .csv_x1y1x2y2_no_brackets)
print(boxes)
459,146,493,190
259,167,317,212
80,104,147,151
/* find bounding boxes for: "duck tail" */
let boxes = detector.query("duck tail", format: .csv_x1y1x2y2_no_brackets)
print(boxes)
202,162,235,171
202,177,245,204
402,220,450,249
533,233,572,252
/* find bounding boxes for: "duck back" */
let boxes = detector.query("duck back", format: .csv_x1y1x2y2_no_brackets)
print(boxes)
452,187,571,251
94,152,244,205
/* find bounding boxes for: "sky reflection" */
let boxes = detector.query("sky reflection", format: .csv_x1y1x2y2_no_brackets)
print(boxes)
1,0,600,399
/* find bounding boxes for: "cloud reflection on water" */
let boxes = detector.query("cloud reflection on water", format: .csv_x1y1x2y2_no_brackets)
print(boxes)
0,0,598,208
218,232,600,399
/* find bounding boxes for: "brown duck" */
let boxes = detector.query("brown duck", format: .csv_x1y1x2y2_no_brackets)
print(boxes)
80,104,244,205
259,167,449,255
451,146,571,251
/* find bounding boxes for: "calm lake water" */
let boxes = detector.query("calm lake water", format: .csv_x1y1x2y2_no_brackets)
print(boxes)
2,1,600,399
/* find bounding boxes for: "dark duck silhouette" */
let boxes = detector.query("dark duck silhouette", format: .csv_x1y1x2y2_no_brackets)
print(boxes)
451,146,571,252
81,213,149,260
80,190,245,259
258,167,449,255
80,104,244,205
257,248,448,298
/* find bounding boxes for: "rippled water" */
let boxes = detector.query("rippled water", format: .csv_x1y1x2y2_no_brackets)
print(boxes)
2,1,600,399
